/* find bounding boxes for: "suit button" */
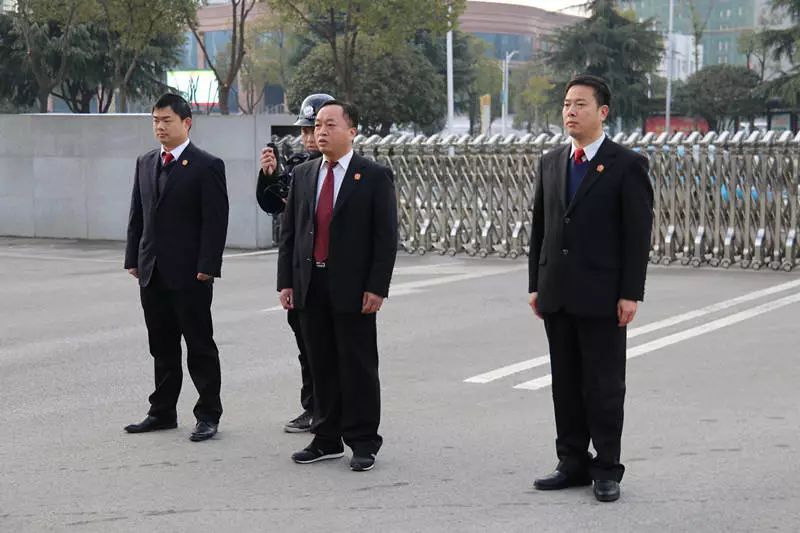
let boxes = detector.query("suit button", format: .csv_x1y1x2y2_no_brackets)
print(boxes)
564,217,571,224
306,257,312,262
561,248,569,256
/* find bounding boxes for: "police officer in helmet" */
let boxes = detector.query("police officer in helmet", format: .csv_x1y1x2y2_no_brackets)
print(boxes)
256,93,334,432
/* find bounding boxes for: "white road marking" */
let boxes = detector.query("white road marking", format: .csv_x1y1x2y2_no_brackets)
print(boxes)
223,249,278,258
513,290,800,391
259,264,527,312
464,278,800,384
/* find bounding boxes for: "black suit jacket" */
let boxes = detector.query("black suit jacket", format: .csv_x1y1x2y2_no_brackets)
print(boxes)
528,138,654,317
124,142,229,289
277,152,398,313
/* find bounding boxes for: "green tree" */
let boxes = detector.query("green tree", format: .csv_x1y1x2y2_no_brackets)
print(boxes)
0,13,38,111
94,0,193,112
10,0,96,112
546,0,663,129
759,0,800,104
674,64,761,131
267,0,464,102
50,23,110,113
288,39,445,135
513,71,555,133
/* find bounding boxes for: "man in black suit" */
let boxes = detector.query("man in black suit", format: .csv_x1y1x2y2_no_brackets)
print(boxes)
277,100,398,472
256,93,334,433
528,75,653,501
124,93,229,442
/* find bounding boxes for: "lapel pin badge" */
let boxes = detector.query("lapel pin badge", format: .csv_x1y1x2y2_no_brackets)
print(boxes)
596,164,604,173
182,160,189,166
354,172,361,181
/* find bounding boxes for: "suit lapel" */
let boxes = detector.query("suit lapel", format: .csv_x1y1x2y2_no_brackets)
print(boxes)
332,153,362,219
146,150,160,207
156,142,193,209
307,157,324,218
566,138,618,215
554,144,569,212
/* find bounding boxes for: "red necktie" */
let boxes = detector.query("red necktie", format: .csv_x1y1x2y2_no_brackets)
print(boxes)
313,160,337,262
162,151,174,166
573,147,585,163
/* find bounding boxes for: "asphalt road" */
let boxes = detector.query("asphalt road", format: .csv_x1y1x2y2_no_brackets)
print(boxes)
1,237,799,532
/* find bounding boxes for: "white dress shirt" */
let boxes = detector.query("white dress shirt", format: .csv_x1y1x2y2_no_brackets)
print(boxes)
569,133,606,162
160,137,190,163
316,149,354,207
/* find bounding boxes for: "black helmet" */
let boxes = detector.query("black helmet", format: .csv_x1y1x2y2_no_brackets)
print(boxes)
294,93,335,127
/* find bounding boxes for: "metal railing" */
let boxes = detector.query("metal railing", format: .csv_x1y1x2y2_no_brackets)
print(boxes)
274,130,800,270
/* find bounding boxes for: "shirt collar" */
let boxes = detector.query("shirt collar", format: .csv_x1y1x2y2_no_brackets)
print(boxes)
323,149,354,172
161,138,191,162
570,133,606,162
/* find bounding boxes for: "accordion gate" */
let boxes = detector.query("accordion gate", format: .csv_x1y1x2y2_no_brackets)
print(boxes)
276,130,800,270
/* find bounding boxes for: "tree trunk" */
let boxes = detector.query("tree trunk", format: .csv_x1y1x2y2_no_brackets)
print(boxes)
218,84,231,115
118,86,128,113
37,89,49,113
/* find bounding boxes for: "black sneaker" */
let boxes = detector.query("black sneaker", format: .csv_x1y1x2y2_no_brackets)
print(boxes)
350,453,376,472
291,445,344,464
284,411,312,433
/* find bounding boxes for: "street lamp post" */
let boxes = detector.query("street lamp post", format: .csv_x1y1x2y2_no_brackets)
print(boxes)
446,2,455,135
665,0,675,135
501,50,519,136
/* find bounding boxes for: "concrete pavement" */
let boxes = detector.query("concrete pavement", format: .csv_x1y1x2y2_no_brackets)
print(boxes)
1,237,799,532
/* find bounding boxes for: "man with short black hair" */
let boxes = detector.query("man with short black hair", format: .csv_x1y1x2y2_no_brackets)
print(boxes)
528,75,653,501
277,100,397,472
124,93,229,442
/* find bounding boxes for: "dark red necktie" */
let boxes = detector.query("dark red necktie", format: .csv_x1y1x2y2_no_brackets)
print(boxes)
313,160,337,262
573,147,585,163
162,151,174,166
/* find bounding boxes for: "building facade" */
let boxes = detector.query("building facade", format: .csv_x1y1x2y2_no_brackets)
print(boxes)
620,0,783,69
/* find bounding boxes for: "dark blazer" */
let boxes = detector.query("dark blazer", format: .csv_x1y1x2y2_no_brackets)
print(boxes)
124,142,229,289
528,137,653,317
277,152,398,313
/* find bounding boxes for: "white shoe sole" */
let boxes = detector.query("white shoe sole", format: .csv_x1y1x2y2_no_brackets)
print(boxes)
283,425,312,433
292,451,344,464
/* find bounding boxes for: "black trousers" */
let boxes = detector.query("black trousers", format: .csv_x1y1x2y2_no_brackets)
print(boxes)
298,267,382,455
543,310,626,482
140,268,222,423
287,309,313,412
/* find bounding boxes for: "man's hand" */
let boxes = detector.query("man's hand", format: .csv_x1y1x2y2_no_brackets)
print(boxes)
362,292,384,314
128,268,139,279
529,292,542,319
280,288,294,310
197,273,212,282
617,298,638,327
260,146,277,175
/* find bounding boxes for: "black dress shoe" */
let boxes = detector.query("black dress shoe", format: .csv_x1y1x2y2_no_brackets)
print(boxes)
124,415,177,433
189,421,218,442
291,445,344,464
349,453,376,472
593,480,620,502
533,470,592,490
